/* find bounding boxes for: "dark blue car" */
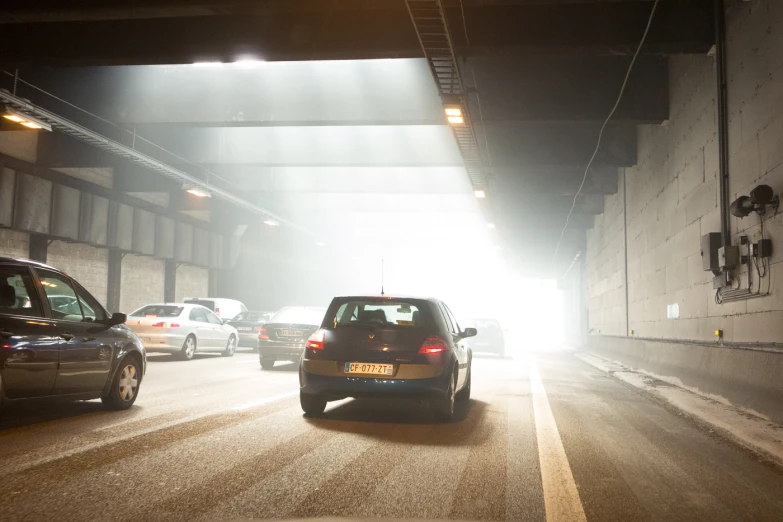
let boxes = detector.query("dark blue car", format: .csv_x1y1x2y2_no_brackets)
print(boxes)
299,296,475,421
0,257,145,412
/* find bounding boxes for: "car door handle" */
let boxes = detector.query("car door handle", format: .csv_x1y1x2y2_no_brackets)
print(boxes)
60,332,75,341
0,329,12,339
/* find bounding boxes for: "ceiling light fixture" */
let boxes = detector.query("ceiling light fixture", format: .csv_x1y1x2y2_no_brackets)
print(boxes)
474,189,486,199
447,115,465,125
2,109,52,131
184,186,211,198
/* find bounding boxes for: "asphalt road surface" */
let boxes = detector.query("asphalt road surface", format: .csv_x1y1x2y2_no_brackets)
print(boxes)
2,346,783,521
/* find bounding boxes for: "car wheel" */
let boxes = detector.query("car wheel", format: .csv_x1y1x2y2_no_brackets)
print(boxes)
457,364,471,402
435,370,457,422
300,391,327,416
101,356,141,410
180,335,196,360
260,358,275,370
222,335,236,357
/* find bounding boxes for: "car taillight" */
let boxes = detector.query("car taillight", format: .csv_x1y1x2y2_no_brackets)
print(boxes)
152,322,180,328
254,326,264,333
306,329,325,350
258,327,269,340
215,308,220,316
419,335,448,354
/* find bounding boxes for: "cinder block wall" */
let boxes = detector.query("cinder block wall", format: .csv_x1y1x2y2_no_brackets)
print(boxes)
47,241,109,305
0,229,30,259
175,264,209,302
120,254,164,313
587,0,783,344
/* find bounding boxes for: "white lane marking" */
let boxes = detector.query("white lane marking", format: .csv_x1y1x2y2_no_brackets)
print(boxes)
529,356,587,522
231,391,298,411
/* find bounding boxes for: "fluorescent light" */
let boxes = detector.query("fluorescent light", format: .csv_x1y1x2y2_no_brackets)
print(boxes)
263,219,280,227
1,109,52,131
185,187,211,198
447,115,464,125
233,57,265,68
444,106,462,117
486,223,496,229
474,189,486,199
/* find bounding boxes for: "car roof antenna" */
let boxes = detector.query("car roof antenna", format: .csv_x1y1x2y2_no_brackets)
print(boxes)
381,258,385,296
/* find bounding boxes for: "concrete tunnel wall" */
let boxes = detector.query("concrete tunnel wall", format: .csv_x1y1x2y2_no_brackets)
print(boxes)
585,0,783,422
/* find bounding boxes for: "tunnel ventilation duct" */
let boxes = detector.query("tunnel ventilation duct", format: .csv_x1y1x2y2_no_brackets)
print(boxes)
405,0,488,197
0,88,315,236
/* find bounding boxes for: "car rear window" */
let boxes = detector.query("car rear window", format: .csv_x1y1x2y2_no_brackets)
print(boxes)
184,299,214,311
234,311,271,322
270,307,325,326
329,299,429,328
130,305,184,318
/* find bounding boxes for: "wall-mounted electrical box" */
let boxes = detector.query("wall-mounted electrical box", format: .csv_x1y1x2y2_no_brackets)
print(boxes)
718,245,740,269
701,233,722,272
756,239,772,258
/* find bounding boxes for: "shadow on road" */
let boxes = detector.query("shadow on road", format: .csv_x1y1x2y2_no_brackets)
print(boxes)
265,361,299,372
304,397,485,445
0,399,127,431
145,353,225,363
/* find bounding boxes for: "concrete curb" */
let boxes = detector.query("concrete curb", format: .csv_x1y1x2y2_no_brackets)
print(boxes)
575,351,783,468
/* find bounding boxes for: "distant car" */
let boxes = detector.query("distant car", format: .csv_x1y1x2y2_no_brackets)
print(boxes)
258,306,326,370
183,297,247,320
127,303,238,360
298,296,474,421
227,310,275,349
0,257,145,411
464,319,505,357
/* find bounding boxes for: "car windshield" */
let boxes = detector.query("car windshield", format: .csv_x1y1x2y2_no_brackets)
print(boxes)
130,305,184,317
330,299,428,328
270,307,325,326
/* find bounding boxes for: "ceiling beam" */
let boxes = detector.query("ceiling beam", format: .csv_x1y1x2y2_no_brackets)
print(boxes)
493,166,618,195
0,1,712,66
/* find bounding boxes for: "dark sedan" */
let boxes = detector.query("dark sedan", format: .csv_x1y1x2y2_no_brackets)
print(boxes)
258,306,326,370
0,257,145,412
227,310,275,349
299,296,475,421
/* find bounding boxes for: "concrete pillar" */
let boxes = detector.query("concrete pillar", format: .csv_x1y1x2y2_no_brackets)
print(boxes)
106,249,122,313
164,259,176,303
28,234,48,263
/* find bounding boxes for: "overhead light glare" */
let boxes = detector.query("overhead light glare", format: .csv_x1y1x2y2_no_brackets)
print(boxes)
192,61,223,67
444,106,462,117
233,57,265,68
185,187,211,198
2,109,52,131
474,189,486,199
263,219,280,227
486,223,496,229
447,116,464,125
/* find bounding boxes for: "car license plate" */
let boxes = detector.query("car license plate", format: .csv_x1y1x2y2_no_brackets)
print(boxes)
344,362,394,376
237,326,252,331
280,329,303,337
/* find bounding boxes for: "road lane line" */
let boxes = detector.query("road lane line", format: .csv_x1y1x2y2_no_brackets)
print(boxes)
529,355,587,522
232,391,298,411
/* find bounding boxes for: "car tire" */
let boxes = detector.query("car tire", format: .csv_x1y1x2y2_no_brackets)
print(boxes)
300,391,327,416
260,358,275,370
222,335,236,357
180,335,196,360
101,356,141,410
457,364,471,402
435,370,457,422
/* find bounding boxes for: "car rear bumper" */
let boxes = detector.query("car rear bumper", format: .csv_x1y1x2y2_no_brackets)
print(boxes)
258,340,305,360
139,333,186,353
299,367,452,401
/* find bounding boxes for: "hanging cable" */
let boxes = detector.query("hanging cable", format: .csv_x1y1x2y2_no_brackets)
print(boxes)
552,0,660,263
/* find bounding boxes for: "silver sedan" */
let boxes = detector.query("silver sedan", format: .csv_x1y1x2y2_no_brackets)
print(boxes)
126,303,238,360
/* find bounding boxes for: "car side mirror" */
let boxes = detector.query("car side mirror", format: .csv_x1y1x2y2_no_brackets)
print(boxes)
106,312,126,326
461,327,477,338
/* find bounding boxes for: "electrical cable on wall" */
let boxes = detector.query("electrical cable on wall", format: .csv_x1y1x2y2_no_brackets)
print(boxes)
551,0,661,264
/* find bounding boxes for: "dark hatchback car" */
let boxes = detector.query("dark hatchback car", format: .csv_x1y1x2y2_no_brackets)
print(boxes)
258,306,326,370
299,296,475,421
228,310,275,349
0,257,145,411
464,318,505,357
